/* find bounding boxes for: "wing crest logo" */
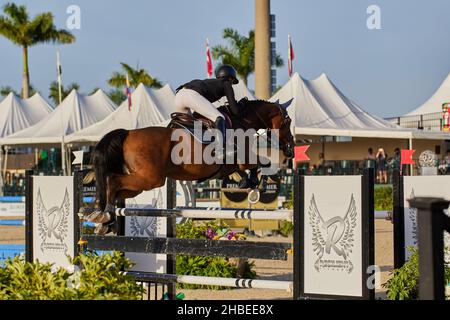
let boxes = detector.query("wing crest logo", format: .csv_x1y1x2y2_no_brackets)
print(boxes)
127,190,163,237
308,194,357,273
36,188,71,255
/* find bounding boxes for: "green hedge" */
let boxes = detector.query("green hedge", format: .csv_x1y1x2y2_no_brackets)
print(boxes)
0,252,143,300
374,185,393,211
383,247,450,300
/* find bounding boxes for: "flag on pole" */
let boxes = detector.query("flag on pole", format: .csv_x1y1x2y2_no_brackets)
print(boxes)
72,151,84,170
56,50,63,105
125,74,132,110
206,38,213,78
288,35,295,77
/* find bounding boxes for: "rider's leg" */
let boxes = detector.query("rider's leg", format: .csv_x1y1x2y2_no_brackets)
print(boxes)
175,88,223,121
176,89,226,157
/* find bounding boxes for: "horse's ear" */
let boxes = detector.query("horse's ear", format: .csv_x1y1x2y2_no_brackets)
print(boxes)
280,98,294,110
274,99,280,105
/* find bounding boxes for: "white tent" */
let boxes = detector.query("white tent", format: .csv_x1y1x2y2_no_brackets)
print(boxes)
65,83,176,144
0,92,52,138
271,73,450,140
404,72,450,116
0,89,117,146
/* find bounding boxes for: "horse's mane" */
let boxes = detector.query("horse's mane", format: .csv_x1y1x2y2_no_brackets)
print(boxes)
239,98,276,107
217,98,281,117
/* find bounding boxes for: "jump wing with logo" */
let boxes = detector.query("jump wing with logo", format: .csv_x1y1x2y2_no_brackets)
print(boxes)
36,189,49,241
55,189,71,241
337,194,357,260
308,194,327,261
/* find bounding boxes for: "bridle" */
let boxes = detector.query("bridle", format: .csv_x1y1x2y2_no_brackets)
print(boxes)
240,101,294,156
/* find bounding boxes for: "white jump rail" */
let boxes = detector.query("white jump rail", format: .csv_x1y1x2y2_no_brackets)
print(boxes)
123,271,293,291
113,207,294,221
178,275,293,291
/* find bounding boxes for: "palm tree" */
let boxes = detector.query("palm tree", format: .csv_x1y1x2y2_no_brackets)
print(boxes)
212,28,284,86
108,62,163,89
0,84,37,97
48,81,79,105
0,3,75,98
107,88,126,105
0,86,18,97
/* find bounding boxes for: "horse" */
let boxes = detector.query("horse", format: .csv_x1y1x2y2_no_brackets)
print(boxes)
82,99,295,234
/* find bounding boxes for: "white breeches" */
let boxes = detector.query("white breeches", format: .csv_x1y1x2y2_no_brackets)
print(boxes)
174,88,224,122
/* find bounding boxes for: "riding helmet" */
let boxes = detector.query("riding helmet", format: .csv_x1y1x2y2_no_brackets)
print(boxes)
215,64,239,84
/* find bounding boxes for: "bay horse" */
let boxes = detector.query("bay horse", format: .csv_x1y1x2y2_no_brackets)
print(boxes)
82,99,294,234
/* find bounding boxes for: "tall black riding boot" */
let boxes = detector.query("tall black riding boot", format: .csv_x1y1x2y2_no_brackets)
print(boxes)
214,117,226,160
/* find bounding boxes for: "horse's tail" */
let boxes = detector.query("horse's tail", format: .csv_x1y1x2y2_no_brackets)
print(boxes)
92,129,129,211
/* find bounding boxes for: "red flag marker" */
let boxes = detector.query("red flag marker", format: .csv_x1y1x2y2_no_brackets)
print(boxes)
401,149,415,165
295,145,310,162
400,149,415,175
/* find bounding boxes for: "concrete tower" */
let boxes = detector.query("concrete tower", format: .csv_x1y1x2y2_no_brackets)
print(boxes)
255,0,271,100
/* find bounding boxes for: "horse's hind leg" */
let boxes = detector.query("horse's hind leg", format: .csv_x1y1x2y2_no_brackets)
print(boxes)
105,172,166,212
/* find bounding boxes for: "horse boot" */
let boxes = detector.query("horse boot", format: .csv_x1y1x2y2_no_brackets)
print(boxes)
95,219,118,235
214,117,226,161
258,174,268,193
94,203,117,235
238,168,259,189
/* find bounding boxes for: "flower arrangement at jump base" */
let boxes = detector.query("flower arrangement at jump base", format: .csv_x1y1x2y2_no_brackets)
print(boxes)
176,220,256,289
205,226,246,241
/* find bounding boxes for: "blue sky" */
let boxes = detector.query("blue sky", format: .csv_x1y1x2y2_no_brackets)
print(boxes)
1,0,450,117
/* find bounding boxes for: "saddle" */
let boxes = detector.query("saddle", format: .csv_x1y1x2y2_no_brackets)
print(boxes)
168,106,234,144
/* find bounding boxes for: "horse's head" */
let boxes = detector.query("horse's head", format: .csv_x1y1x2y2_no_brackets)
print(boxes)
239,98,295,161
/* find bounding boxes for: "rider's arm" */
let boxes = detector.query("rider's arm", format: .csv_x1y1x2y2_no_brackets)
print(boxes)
223,80,240,116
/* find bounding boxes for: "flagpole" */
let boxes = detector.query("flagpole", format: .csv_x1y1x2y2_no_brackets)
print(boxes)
288,34,290,78
57,50,62,105
57,50,66,175
409,138,413,176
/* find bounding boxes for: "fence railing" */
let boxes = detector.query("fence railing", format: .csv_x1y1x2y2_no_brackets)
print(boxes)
386,112,443,131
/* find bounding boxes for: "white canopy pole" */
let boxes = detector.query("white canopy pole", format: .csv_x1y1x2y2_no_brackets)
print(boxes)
409,138,414,176
0,150,3,196
3,146,8,181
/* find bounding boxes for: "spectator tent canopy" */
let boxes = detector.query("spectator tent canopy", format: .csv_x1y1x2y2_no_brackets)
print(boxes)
0,89,117,146
0,92,52,138
403,72,450,116
65,83,176,144
270,73,450,140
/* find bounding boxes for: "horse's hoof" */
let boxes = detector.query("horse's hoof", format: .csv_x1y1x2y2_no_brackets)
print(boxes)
94,221,118,235
83,210,113,224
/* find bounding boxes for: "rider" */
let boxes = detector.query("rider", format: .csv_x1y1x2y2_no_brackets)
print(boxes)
174,64,259,189
174,64,240,150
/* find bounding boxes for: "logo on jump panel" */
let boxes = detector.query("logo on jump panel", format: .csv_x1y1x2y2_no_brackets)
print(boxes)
127,191,163,237
36,188,71,255
309,194,357,273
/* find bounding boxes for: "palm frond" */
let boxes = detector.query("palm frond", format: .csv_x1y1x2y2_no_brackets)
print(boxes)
0,16,23,45
108,72,126,88
3,3,29,26
274,53,284,67
223,28,243,48
120,62,136,77
0,86,18,96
